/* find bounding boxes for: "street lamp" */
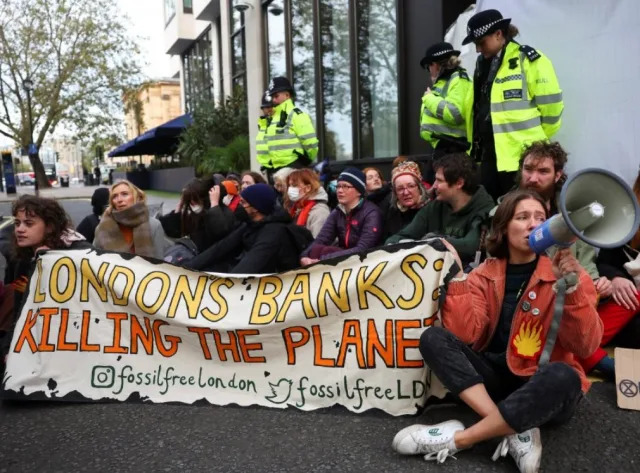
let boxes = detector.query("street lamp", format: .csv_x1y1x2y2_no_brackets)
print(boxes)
22,77,38,195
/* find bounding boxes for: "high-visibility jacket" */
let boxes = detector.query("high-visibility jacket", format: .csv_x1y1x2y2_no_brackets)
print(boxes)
420,68,473,149
478,41,563,172
264,98,318,169
256,116,270,167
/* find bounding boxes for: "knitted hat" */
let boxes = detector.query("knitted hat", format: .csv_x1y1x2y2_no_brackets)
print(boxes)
221,180,238,196
241,183,277,216
392,161,423,186
337,167,366,195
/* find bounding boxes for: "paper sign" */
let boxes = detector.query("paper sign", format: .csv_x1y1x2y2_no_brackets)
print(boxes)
615,348,640,411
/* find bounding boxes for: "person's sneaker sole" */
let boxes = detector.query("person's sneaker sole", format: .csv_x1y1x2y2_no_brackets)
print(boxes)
392,420,465,456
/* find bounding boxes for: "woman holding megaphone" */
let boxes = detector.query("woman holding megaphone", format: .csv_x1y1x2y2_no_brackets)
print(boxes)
392,189,602,473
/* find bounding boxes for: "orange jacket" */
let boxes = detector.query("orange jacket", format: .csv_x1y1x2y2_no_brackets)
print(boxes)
442,256,602,393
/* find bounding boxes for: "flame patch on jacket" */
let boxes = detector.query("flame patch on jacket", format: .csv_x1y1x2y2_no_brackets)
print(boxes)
512,317,543,360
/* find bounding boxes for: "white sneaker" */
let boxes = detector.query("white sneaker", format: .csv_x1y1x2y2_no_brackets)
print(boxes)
492,427,542,473
392,420,466,463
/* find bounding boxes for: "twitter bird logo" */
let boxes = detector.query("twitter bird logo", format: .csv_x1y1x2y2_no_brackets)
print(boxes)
265,378,293,405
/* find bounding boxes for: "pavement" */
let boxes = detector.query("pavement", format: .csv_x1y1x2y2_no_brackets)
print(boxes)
0,382,638,472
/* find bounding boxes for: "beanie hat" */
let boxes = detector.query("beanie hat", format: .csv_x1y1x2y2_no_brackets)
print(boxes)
221,180,238,196
241,183,277,216
337,167,366,195
391,161,423,186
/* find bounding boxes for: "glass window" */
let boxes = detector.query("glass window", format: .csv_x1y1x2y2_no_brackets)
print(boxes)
319,0,352,160
230,1,247,92
164,0,176,26
265,1,287,79
291,0,317,128
356,0,398,158
183,0,193,14
182,28,214,112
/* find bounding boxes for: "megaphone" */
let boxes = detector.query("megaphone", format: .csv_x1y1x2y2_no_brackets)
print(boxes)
529,168,640,253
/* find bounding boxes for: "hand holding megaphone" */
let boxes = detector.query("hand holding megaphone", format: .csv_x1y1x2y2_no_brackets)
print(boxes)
551,248,581,281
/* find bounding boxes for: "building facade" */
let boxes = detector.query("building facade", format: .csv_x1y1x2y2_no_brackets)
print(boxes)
124,79,182,141
164,0,473,169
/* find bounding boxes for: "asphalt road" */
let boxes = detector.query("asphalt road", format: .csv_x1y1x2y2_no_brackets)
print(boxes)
0,382,638,472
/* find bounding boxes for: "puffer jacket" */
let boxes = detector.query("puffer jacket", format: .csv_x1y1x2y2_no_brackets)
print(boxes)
302,199,382,260
442,256,602,393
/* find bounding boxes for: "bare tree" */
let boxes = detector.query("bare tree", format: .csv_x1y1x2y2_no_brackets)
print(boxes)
0,0,142,187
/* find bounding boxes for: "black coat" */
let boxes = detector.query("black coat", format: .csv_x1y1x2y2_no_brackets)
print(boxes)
185,210,300,274
596,240,638,282
381,202,421,241
158,206,236,253
366,184,392,209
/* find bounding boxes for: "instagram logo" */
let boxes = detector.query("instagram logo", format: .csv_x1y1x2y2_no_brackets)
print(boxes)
91,366,115,388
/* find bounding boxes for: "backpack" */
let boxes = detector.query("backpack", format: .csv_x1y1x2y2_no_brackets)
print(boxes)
285,224,314,255
164,238,199,264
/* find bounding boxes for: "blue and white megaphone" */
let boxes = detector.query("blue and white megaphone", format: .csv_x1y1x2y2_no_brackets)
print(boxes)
529,168,640,254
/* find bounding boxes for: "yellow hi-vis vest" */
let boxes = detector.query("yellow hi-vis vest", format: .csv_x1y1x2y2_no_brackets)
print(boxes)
420,68,473,149
264,98,319,169
487,41,563,172
256,116,270,167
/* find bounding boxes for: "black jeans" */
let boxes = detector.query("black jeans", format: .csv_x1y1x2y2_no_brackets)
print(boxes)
420,327,583,433
480,158,517,202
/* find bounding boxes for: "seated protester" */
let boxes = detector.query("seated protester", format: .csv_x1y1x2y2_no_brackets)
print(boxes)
393,190,602,471
241,170,267,191
300,167,382,265
386,153,494,266
76,187,110,242
514,141,608,295
221,180,241,213
3,196,91,360
158,178,236,253
381,161,430,240
364,166,391,208
94,180,168,259
285,168,330,238
578,169,640,380
185,184,301,274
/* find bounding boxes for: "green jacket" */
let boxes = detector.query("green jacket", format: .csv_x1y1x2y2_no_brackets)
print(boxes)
386,185,495,263
475,41,563,172
263,98,318,169
420,67,473,149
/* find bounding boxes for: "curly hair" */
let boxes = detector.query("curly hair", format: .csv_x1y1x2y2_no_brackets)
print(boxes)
518,141,568,174
433,153,479,194
12,195,72,258
485,190,548,259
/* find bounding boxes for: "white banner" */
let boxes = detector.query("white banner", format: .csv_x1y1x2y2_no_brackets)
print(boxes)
2,243,455,415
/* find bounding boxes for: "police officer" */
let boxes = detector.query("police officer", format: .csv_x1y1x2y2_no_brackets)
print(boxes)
419,42,473,158
256,90,273,168
465,9,563,201
264,77,318,177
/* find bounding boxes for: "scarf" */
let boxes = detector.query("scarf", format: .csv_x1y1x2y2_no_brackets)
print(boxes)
290,200,317,227
94,202,155,257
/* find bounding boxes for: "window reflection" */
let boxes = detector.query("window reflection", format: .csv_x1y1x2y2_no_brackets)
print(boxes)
266,2,287,78
182,28,214,112
357,0,398,158
319,0,352,160
291,0,316,121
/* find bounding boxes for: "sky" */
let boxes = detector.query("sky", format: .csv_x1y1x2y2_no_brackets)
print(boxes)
117,0,173,79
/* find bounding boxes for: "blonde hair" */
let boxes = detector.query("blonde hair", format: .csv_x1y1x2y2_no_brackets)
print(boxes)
438,55,462,70
105,180,146,215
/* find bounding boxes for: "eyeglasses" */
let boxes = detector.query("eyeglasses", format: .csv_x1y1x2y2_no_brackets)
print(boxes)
336,184,354,190
394,183,419,194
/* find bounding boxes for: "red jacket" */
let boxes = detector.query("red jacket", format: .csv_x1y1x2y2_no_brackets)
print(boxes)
442,256,603,393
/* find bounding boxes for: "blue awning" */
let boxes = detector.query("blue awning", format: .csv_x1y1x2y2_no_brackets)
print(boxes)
108,113,193,157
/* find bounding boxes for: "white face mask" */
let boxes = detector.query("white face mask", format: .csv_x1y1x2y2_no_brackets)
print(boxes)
190,204,203,213
222,195,233,206
287,186,301,202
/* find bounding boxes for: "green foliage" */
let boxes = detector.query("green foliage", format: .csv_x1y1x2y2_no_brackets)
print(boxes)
178,87,249,173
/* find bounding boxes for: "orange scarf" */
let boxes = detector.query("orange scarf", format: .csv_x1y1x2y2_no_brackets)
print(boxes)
291,200,316,227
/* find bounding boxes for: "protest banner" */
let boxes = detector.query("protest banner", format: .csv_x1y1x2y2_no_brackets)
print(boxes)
2,241,455,415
